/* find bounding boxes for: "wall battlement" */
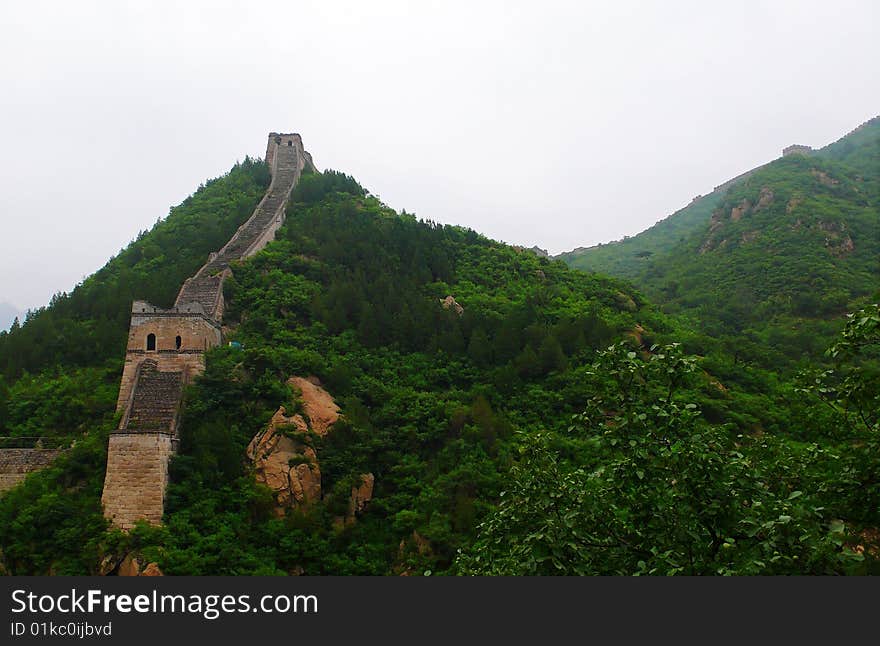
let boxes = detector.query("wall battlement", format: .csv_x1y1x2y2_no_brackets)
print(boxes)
101,132,311,530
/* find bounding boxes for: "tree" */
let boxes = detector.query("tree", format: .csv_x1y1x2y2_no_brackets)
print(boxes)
458,343,848,575
800,304,880,528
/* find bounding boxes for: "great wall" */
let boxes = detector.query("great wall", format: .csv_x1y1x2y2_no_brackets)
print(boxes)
98,132,312,529
0,440,64,494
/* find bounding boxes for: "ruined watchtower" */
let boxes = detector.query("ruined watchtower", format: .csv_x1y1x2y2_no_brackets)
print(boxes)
783,144,813,157
101,133,313,529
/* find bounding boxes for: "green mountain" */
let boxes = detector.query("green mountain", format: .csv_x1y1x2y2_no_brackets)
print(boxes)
0,141,877,576
558,117,880,367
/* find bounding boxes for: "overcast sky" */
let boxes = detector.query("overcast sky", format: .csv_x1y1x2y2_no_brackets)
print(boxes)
1,0,878,314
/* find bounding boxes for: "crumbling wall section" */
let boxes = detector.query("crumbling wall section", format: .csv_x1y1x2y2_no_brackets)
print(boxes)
0,449,63,494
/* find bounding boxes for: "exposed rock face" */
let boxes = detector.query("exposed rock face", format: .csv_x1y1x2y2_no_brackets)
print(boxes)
350,473,374,516
394,531,433,575
811,169,839,187
786,197,803,214
140,562,163,576
101,554,164,576
511,245,548,257
614,291,637,312
825,233,855,256
333,473,375,529
289,376,340,435
626,323,646,347
118,555,140,577
440,295,464,316
754,187,774,211
700,210,726,254
817,221,855,256
248,378,378,523
247,407,321,515
247,377,343,516
729,198,751,222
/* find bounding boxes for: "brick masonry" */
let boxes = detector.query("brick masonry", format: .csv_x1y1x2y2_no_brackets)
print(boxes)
101,133,311,529
0,449,63,494
101,434,174,529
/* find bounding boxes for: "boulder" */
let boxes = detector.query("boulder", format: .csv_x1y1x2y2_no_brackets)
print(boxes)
247,407,321,515
140,562,163,576
289,376,339,436
440,295,464,316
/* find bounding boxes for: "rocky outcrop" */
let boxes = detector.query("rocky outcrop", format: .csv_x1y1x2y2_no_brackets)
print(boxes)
100,553,164,576
332,473,375,530
440,295,464,316
699,210,726,254
247,407,321,515
393,531,433,575
289,376,340,435
626,323,646,347
614,291,637,312
349,473,374,516
817,221,854,256
140,562,163,576
246,377,342,516
754,187,774,211
811,169,840,187
729,198,751,222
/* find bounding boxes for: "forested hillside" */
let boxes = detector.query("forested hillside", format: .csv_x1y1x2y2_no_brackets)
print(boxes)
0,160,877,575
557,189,725,281
0,158,269,442
559,118,880,369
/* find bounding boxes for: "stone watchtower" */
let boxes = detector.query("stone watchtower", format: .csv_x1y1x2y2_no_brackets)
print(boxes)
782,144,813,157
101,133,312,530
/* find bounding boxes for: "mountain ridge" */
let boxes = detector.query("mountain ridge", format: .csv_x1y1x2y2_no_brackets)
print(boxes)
556,115,880,367
556,115,879,278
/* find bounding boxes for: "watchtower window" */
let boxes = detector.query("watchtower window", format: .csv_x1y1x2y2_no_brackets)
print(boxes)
287,140,292,146
146,333,156,351
175,335,182,350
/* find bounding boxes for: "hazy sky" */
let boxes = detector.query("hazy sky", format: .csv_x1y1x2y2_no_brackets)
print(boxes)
1,0,878,313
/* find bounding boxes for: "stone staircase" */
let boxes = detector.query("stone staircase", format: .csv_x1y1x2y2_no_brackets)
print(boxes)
122,360,184,433
174,137,304,318
174,274,225,320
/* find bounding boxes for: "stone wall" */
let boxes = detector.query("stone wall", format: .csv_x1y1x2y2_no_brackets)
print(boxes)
101,434,174,530
0,449,63,494
783,144,813,157
115,306,221,412
265,132,302,172
101,132,311,530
